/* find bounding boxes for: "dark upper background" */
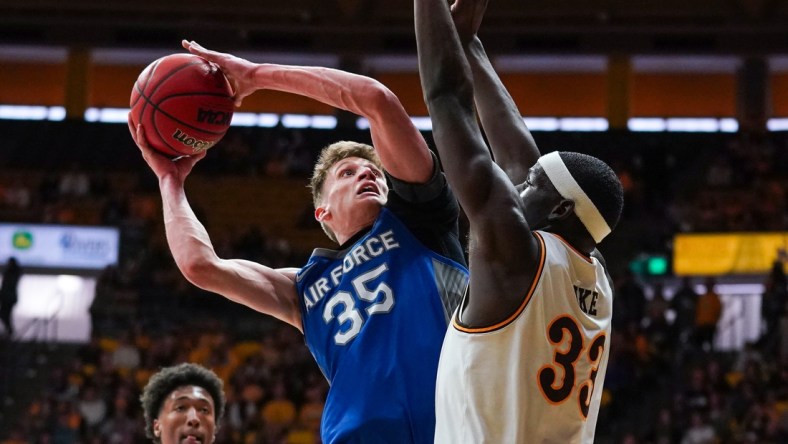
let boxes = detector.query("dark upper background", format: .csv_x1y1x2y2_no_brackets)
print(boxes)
0,0,786,55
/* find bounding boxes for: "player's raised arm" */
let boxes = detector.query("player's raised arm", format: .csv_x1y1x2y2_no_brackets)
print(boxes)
129,119,302,330
182,40,433,184
414,0,520,225
415,0,541,304
451,0,540,185
414,0,495,215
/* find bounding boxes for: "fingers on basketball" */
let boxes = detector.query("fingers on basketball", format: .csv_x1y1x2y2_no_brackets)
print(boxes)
130,53,234,158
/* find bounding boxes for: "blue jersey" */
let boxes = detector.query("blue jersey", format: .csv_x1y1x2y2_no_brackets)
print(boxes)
296,207,468,444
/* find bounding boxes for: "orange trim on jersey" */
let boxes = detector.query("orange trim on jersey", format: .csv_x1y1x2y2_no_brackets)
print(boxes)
544,232,593,263
452,232,546,334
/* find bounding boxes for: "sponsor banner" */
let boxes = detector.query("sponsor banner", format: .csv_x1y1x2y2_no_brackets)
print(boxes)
0,223,119,270
673,232,787,275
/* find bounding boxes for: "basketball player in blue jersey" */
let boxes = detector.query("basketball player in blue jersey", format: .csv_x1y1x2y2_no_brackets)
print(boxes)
140,363,225,444
416,0,624,442
129,40,468,444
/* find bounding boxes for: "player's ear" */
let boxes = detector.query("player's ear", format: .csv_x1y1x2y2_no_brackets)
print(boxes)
547,199,574,223
153,419,161,438
315,206,330,222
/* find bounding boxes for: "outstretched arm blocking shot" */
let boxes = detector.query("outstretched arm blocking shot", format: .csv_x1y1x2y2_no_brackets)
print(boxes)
451,0,539,184
415,0,540,315
416,1,624,443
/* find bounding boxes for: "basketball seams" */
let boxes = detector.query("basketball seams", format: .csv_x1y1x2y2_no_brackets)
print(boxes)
130,58,161,109
130,53,233,156
137,59,206,107
139,58,210,156
147,58,205,95
157,91,234,100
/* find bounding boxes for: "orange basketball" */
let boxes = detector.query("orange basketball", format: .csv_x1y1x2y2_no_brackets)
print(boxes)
130,53,234,157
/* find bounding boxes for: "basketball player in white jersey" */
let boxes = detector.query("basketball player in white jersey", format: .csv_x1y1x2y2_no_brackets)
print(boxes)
415,0,625,442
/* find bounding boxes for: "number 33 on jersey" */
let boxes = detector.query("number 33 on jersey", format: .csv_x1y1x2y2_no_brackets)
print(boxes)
436,232,613,443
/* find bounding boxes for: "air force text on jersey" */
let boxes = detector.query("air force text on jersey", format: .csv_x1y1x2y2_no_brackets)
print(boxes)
303,230,400,311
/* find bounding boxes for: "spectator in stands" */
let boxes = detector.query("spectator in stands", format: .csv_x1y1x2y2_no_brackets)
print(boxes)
0,427,26,444
140,363,226,444
4,178,32,210
58,163,90,199
98,396,139,444
101,191,130,226
0,257,22,338
694,277,723,352
217,132,254,175
297,381,325,435
645,281,671,346
681,366,712,414
760,256,787,354
52,400,82,444
642,281,673,382
645,407,682,444
38,172,60,205
261,379,297,437
614,269,647,330
671,276,699,349
111,332,141,371
681,411,718,444
89,170,111,199
705,155,733,188
77,385,108,436
90,265,119,333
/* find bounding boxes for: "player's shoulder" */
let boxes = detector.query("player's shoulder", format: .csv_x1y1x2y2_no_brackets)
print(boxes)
590,248,607,268
386,180,458,226
294,253,334,286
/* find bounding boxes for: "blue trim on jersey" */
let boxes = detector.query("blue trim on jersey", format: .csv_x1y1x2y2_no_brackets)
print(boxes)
296,208,468,444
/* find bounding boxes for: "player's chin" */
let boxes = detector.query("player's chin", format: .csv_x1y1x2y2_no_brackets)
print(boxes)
356,193,386,206
523,211,549,231
352,199,384,221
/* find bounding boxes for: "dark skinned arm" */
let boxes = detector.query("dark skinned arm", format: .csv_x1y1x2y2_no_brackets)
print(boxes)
415,0,540,326
451,0,540,185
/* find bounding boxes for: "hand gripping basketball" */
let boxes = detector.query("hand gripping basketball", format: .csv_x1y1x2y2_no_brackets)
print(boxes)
129,53,234,157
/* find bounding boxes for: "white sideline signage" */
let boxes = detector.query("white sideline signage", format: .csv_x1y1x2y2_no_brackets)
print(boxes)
0,223,119,271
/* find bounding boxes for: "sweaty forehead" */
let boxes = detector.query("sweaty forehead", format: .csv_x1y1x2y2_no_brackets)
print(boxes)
165,386,214,407
522,163,560,196
332,156,379,172
522,163,546,185
531,161,545,176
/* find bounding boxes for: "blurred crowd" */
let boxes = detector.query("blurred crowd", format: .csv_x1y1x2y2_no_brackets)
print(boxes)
2,320,327,444
601,263,787,443
2,263,786,444
2,125,785,256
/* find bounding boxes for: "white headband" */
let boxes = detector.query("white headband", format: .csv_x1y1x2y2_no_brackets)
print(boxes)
537,152,611,243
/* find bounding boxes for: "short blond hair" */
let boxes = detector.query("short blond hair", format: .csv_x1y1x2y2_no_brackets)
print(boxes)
309,141,383,243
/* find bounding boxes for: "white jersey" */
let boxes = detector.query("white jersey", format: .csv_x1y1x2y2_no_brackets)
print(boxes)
435,231,613,444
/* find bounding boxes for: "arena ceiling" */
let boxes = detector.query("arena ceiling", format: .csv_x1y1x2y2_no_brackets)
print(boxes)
0,0,787,57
